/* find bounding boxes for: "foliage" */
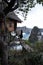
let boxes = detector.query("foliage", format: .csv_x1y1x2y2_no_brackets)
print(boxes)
25,39,43,52
24,40,30,45
18,0,36,19
37,0,43,5
34,41,43,52
0,0,42,20
8,50,43,65
1,0,43,18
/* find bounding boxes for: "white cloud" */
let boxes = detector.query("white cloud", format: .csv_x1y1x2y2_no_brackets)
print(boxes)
17,4,43,28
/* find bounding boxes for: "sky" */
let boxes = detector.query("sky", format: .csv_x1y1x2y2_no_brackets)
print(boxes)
16,3,43,28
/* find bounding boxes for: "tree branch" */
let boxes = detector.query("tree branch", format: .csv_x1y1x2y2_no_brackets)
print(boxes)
3,0,16,15
3,0,9,4
10,4,19,12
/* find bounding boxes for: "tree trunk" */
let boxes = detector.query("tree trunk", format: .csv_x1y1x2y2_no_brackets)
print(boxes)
0,40,8,65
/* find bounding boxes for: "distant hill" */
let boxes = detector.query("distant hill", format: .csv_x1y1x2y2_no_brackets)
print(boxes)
17,27,43,34
17,26,32,34
40,29,43,32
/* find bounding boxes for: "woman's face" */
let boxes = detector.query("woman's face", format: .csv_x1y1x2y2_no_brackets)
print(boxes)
6,21,14,32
